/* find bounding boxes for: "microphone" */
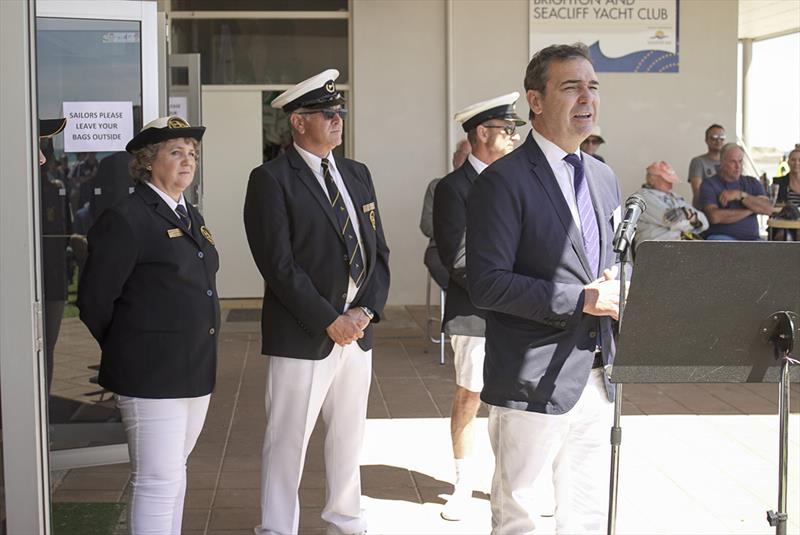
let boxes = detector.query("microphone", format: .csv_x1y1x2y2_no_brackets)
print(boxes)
612,193,646,254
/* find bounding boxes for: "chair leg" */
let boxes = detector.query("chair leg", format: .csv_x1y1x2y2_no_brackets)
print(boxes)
439,287,446,365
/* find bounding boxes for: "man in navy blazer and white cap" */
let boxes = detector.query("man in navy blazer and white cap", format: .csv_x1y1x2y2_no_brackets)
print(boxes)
432,92,523,521
244,69,390,535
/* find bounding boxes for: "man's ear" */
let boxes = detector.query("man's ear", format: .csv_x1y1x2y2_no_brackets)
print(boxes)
527,89,542,117
289,113,304,134
476,125,489,144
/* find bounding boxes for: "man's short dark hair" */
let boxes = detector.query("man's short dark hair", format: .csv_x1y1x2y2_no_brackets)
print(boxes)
524,43,591,94
705,124,724,138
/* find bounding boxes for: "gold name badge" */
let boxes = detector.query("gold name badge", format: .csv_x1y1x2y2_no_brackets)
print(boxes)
362,202,375,213
167,228,184,238
200,225,215,246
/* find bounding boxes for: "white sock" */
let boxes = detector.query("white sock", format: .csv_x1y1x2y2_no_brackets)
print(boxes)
453,458,474,495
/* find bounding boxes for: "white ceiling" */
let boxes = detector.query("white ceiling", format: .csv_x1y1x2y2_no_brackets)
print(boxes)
739,0,800,40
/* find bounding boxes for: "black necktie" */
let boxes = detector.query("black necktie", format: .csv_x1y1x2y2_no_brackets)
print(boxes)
321,158,365,287
175,204,192,232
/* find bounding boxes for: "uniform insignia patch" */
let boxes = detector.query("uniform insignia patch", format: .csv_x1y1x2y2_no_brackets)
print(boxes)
362,202,375,213
200,225,215,245
369,210,376,230
167,228,184,238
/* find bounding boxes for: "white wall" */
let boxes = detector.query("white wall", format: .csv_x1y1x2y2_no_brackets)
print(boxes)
352,0,738,304
352,0,447,305
201,88,264,298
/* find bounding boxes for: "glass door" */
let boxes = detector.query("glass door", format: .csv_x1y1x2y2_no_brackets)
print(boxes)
35,0,158,473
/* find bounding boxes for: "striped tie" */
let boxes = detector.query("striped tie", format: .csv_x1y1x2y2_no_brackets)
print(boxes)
564,153,599,277
321,158,365,287
175,204,192,231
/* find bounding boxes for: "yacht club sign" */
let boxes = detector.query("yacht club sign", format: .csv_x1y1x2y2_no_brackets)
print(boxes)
530,0,679,73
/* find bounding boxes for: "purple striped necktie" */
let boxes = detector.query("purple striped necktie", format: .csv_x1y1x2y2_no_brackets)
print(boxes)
563,153,599,277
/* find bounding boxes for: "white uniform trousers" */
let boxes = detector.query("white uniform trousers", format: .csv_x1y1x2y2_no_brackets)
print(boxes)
117,394,210,535
488,368,613,535
256,343,372,535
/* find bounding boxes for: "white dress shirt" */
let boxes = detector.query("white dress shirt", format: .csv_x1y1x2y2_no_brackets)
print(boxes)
146,181,189,221
467,153,489,175
530,127,584,232
294,143,365,306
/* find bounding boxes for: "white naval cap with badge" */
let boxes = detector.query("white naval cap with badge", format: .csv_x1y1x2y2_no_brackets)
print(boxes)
270,68,346,115
125,115,206,153
454,92,526,132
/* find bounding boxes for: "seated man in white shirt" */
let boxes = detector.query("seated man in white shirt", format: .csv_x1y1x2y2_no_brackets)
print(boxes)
634,161,708,253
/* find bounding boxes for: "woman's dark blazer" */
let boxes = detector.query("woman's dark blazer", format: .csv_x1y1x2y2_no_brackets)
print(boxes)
77,183,220,398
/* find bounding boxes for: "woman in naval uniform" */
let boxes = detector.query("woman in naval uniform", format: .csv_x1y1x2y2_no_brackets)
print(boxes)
78,116,219,535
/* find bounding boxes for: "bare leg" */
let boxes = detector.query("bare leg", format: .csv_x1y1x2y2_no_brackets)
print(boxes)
451,386,481,459
442,385,482,521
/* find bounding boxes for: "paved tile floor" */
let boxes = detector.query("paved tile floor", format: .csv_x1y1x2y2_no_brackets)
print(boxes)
50,305,799,534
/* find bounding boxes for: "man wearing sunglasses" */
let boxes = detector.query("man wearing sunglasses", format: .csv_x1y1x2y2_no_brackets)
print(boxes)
244,69,390,535
432,92,524,521
688,123,726,208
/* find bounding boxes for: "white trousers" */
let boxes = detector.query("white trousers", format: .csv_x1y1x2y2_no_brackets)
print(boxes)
489,369,613,535
256,343,372,535
117,394,210,535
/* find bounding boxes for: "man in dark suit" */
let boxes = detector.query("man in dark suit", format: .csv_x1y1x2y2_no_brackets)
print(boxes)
466,43,624,534
432,92,523,521
244,69,390,535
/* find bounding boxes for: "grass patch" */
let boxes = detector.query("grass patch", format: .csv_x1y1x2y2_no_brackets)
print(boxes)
52,502,124,535
63,269,79,319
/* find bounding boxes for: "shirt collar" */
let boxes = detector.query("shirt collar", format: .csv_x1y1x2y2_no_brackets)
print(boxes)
467,153,490,175
530,126,580,170
294,142,337,175
146,181,186,213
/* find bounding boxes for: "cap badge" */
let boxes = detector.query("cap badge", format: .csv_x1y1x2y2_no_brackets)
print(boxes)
167,117,189,129
325,81,335,93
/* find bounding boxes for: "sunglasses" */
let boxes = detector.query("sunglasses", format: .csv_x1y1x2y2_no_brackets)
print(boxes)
482,124,517,136
708,134,726,141
297,108,348,120
584,137,603,145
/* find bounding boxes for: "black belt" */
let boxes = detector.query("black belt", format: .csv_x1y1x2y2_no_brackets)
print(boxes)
592,352,603,369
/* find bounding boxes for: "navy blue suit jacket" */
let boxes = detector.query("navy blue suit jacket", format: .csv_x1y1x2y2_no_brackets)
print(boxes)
466,133,621,414
243,146,390,359
433,160,486,336
78,184,220,398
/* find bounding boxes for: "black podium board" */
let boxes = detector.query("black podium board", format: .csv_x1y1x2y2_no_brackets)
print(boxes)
608,240,799,535
613,241,800,384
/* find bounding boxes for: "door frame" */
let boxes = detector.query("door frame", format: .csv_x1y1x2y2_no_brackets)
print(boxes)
0,2,50,532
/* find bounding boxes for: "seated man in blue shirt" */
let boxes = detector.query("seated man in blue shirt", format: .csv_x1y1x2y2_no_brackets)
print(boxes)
698,143,776,240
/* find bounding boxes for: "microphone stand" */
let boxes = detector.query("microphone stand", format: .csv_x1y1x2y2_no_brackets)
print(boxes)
607,241,630,535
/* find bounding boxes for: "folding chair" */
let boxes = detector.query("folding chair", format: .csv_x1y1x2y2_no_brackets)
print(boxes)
425,271,448,365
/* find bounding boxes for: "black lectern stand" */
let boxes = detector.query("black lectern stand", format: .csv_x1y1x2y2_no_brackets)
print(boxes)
609,241,800,535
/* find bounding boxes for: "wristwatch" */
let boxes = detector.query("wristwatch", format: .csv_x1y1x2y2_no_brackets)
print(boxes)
359,306,375,321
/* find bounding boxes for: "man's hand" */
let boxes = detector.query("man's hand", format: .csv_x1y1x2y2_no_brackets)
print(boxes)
583,268,627,321
718,189,743,207
345,307,371,330
326,314,365,346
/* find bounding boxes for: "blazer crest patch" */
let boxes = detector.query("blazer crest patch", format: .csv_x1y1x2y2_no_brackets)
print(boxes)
200,225,215,245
